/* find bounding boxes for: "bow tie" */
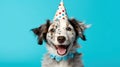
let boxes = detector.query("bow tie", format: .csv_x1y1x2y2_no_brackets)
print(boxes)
50,53,74,62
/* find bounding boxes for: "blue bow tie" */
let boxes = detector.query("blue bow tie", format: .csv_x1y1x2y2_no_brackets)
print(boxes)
50,53,74,62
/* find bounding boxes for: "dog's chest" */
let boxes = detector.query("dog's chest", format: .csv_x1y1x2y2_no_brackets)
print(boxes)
55,61,72,67
42,60,72,67
42,53,83,67
42,54,73,67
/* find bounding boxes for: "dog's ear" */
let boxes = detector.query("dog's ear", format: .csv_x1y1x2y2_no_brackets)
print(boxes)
32,20,51,45
69,18,90,41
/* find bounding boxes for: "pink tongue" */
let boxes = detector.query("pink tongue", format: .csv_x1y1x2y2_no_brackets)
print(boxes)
57,48,66,55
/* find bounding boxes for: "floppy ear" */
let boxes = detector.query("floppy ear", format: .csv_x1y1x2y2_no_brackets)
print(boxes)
32,20,51,45
69,18,89,41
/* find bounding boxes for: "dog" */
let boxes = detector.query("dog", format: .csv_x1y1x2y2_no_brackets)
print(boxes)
32,18,90,67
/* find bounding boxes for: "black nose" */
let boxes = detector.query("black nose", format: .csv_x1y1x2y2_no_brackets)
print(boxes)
57,36,66,43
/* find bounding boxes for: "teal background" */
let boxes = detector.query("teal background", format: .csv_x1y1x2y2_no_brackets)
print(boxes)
0,0,120,67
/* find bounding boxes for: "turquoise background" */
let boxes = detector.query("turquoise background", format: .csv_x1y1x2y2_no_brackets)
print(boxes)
0,0,120,67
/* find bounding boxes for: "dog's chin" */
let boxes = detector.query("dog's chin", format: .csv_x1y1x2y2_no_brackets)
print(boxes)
53,44,70,56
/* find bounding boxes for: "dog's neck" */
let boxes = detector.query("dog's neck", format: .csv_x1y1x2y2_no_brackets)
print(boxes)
49,53,75,62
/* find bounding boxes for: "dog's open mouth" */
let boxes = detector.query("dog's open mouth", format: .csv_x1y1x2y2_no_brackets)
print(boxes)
54,45,69,56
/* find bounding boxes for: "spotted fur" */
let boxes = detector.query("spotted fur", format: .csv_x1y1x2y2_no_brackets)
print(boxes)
32,18,89,67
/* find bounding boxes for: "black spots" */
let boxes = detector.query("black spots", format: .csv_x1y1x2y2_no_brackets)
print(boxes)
56,26,58,29
49,28,55,37
51,37,53,39
58,33,61,35
58,29,61,33
47,30,54,39
47,33,53,39
48,30,54,39
72,33,74,35
51,33,53,36
56,28,61,35
47,34,51,39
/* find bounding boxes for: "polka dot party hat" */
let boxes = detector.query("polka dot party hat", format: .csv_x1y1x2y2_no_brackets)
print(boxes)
53,0,68,21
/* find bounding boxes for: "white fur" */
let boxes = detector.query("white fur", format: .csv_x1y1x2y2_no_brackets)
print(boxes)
46,20,76,56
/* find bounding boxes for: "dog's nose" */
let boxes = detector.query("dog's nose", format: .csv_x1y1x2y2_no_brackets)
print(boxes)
57,36,66,43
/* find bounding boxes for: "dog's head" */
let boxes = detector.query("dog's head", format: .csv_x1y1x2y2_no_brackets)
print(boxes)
32,18,89,56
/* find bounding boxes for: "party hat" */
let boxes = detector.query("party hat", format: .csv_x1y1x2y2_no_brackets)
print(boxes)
53,0,68,21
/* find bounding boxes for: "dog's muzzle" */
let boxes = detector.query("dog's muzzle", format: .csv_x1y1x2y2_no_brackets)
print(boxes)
57,36,66,43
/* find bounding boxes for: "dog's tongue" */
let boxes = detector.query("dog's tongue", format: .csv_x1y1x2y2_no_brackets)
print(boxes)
57,47,66,55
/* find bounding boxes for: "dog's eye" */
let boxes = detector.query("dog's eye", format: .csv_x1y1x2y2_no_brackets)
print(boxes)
66,27,72,31
50,28,55,32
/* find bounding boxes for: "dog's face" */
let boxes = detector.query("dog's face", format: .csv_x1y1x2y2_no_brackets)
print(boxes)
32,18,88,56
46,20,76,56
